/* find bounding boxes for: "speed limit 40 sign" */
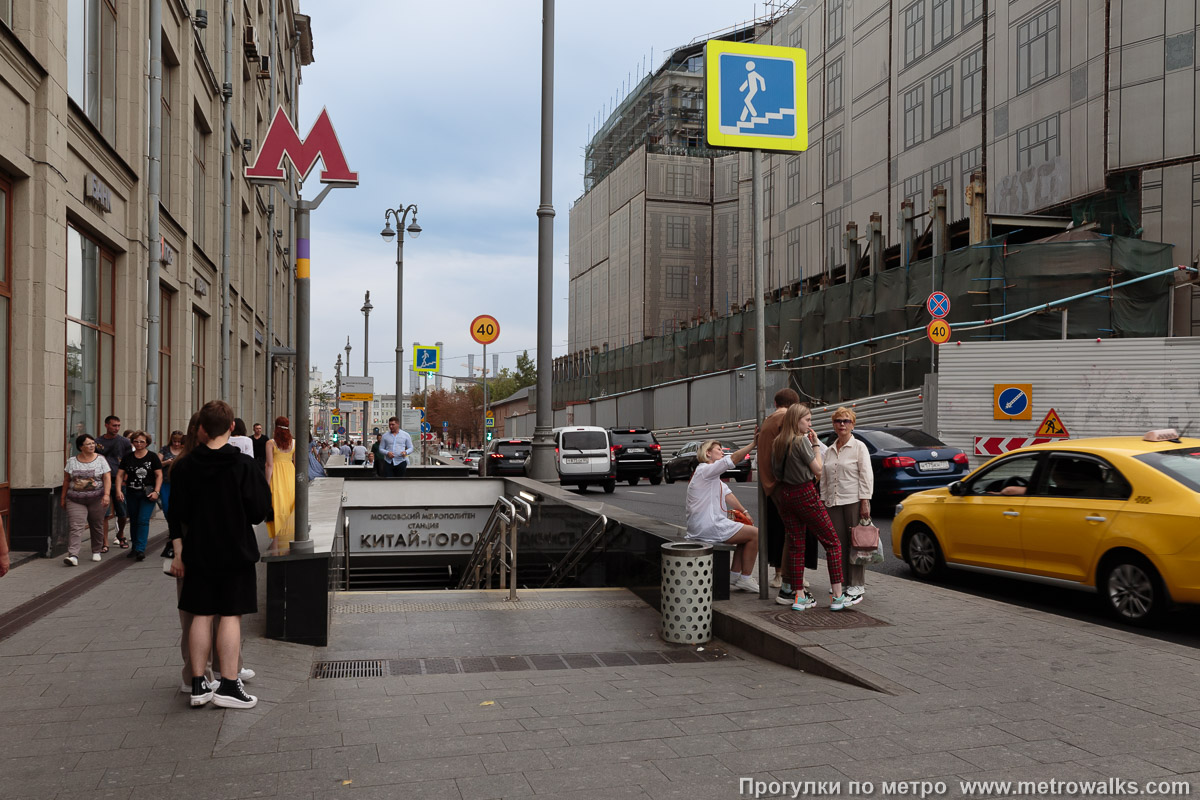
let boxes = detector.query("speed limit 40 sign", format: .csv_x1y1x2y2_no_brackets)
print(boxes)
470,315,500,345
926,318,951,345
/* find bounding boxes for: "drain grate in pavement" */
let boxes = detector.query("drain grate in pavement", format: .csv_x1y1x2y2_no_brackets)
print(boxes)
756,607,889,633
334,599,649,613
311,659,388,679
311,648,737,679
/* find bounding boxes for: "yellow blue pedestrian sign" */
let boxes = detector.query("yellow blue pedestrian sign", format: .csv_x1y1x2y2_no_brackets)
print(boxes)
414,344,440,374
705,40,808,152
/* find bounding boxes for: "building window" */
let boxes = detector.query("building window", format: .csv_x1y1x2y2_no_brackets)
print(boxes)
963,0,982,26
825,131,842,186
828,0,844,45
904,173,925,213
66,225,115,452
665,266,689,300
789,24,802,49
158,287,173,446
1017,4,1059,93
191,309,207,412
1016,114,1059,169
825,209,843,271
763,170,775,218
161,62,175,210
193,121,207,250
0,177,9,491
961,146,981,217
67,0,118,141
666,164,694,196
961,49,983,119
931,158,953,214
786,228,803,282
0,0,11,26
666,215,690,249
903,85,925,148
904,1,926,66
931,67,953,136
932,0,953,48
826,58,843,115
786,157,802,207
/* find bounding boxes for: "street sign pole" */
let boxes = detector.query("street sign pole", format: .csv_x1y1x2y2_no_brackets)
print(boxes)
481,342,488,477
753,147,768,600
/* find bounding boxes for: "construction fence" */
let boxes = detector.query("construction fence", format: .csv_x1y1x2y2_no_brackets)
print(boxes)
553,232,1174,410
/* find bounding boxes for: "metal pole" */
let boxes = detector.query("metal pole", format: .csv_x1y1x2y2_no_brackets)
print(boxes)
361,290,371,453
423,372,429,464
292,208,313,552
481,342,489,477
220,0,233,398
395,234,404,425
752,149,767,600
530,0,558,480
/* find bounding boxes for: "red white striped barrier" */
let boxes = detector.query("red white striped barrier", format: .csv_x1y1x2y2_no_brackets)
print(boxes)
973,436,1061,456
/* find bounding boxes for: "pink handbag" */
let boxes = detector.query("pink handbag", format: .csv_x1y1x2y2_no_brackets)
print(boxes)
850,518,880,549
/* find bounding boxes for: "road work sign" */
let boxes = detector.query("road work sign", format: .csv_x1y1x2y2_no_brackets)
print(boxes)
1035,408,1070,437
705,40,808,152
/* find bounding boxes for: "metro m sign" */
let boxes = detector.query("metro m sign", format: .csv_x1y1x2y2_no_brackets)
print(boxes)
246,106,358,185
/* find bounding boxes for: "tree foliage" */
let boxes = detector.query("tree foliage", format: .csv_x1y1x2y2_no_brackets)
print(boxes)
486,350,537,403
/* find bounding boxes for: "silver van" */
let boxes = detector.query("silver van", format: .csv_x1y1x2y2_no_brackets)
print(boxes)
553,426,615,493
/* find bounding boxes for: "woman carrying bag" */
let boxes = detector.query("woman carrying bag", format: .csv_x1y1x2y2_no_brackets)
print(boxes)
772,404,858,611
819,408,875,602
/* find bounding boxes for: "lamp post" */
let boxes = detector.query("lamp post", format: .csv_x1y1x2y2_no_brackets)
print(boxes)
344,336,352,439
334,353,342,444
361,290,373,449
380,204,421,427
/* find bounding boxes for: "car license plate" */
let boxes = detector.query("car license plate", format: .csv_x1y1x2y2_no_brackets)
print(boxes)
918,460,949,472
627,447,644,453
566,457,587,464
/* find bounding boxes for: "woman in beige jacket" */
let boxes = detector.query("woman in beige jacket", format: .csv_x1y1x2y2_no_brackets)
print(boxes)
819,407,874,600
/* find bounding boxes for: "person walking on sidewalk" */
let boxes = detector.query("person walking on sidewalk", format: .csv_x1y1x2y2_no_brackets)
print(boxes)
116,431,163,562
95,415,131,551
265,416,296,552
771,403,858,611
59,433,110,565
685,436,761,593
820,407,873,602
168,400,270,709
157,430,184,517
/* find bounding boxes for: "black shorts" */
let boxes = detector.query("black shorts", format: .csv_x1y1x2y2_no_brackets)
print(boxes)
178,562,258,617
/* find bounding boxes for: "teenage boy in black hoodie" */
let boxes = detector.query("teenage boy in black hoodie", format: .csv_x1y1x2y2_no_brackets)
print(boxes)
168,400,271,709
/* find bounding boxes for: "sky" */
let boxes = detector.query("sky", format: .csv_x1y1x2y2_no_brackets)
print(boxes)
299,0,771,395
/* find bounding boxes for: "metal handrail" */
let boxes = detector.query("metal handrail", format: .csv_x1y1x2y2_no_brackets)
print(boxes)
541,514,609,589
457,495,530,594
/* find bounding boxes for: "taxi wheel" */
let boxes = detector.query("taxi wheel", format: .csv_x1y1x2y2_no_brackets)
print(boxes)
1100,554,1164,626
903,525,944,580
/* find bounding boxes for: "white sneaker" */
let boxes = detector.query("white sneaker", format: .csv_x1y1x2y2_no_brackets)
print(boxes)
238,668,255,681
63,555,78,566
91,553,102,562
212,679,258,709
769,570,783,588
733,574,760,593
846,585,865,598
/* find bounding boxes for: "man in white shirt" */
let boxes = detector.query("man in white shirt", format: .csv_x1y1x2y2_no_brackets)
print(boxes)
379,417,414,478
351,441,367,465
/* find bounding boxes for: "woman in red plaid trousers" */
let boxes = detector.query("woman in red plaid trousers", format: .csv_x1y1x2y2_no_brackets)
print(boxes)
770,404,859,611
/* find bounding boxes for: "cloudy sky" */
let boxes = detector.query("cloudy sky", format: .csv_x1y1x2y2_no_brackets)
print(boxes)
299,0,768,394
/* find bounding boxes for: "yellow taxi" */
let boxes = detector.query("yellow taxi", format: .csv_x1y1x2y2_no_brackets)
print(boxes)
892,430,1200,625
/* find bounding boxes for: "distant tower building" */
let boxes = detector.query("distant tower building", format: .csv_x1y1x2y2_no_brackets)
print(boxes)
435,341,444,390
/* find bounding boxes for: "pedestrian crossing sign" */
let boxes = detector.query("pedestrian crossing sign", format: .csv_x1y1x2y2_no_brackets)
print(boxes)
705,40,808,152
414,345,440,374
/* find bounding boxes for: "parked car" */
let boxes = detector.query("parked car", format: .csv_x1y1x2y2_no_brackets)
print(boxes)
462,449,484,468
818,426,969,511
554,426,616,492
607,428,663,485
663,440,752,483
479,438,532,477
892,430,1200,625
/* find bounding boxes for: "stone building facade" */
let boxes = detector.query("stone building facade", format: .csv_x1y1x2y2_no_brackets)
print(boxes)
0,0,310,550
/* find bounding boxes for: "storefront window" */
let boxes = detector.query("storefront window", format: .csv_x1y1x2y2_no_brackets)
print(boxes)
65,226,114,451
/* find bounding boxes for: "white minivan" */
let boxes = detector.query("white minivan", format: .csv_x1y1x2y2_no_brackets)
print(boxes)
553,426,616,493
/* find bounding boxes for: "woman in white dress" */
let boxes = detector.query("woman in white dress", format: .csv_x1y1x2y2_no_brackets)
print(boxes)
685,436,760,592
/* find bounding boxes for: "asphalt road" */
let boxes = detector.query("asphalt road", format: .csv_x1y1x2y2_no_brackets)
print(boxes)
588,477,1200,646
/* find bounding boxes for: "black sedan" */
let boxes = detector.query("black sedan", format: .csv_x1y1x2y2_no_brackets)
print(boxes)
818,426,969,511
663,440,752,483
478,438,532,476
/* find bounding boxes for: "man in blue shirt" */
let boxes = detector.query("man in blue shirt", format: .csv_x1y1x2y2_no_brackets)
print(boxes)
379,416,414,477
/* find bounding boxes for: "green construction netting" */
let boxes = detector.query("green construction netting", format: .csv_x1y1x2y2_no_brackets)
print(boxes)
563,232,1175,405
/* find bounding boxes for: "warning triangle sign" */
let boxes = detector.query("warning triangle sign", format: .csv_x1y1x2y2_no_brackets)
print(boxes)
1035,408,1070,438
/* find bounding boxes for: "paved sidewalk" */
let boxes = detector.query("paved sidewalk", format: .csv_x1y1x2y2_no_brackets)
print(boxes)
0,541,1198,799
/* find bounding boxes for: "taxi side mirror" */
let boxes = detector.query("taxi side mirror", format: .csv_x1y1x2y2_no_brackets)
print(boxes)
948,481,965,496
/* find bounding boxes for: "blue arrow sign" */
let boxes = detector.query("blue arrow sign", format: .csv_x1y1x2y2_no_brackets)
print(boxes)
420,422,431,433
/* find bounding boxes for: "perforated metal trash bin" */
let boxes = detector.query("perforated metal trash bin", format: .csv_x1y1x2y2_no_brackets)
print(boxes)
660,541,713,644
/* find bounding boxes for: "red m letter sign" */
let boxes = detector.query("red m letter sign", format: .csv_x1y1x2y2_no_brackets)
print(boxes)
246,106,359,185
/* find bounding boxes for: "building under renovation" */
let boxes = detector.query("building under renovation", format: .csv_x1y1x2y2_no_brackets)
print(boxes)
562,0,1200,406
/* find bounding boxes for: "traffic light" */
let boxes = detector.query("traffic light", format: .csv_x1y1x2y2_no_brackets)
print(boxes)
485,431,493,442
332,433,339,442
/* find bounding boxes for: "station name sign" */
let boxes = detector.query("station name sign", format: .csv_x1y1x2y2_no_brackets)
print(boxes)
347,507,488,553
